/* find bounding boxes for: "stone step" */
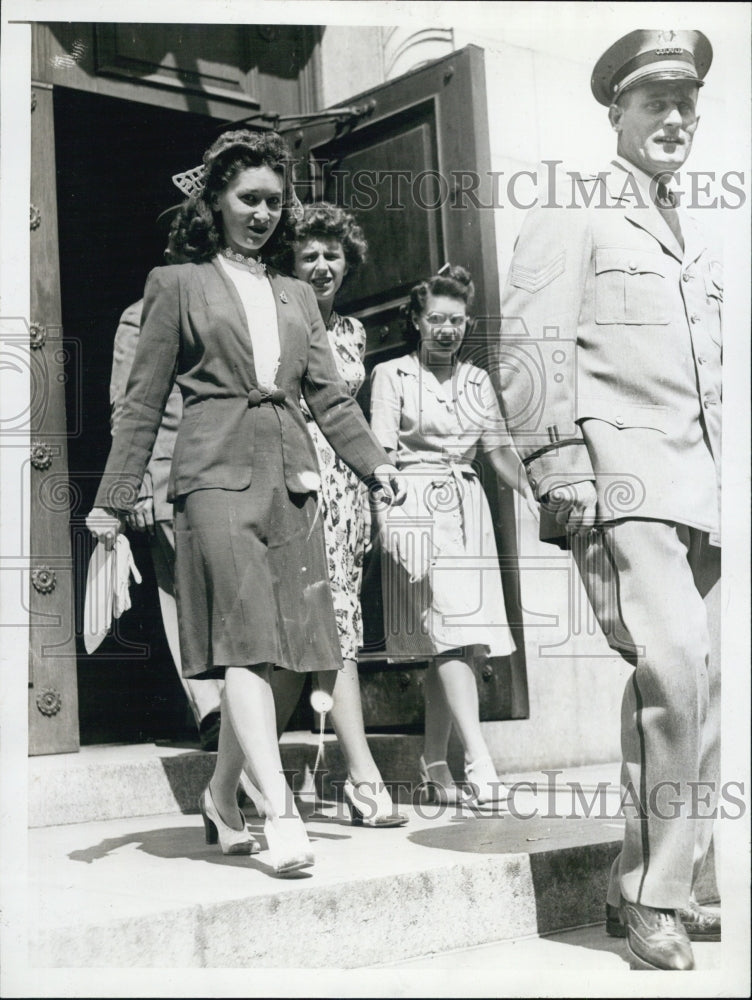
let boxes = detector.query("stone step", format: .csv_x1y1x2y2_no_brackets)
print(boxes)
27,746,719,969
29,734,425,828
31,793,628,968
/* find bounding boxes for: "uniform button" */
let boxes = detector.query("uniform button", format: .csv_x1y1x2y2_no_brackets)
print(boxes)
682,271,692,282
703,396,716,408
529,477,537,489
614,415,624,426
690,313,700,323
697,355,706,365
627,262,637,272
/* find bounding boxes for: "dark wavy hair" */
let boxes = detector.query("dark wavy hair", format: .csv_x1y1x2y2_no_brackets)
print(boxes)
402,264,475,351
272,202,368,277
169,130,297,264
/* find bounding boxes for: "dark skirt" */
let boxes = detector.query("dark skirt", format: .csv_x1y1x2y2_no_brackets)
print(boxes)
173,405,343,678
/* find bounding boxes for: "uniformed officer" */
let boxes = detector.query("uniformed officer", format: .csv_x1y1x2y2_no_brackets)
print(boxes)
497,30,722,970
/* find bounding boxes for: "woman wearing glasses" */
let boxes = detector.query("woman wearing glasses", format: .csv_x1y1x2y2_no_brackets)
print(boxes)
370,265,537,809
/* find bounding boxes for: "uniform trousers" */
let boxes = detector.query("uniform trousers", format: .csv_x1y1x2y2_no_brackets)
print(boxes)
571,519,720,909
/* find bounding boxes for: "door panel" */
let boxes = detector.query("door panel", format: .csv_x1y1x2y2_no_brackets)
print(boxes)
320,101,443,307
93,24,321,113
33,23,321,117
28,83,79,754
283,45,529,727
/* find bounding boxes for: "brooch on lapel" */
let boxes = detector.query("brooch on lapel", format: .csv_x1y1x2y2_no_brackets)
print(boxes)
279,290,288,304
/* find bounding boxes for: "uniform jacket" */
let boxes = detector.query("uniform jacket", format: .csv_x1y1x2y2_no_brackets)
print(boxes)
110,299,183,521
497,161,722,546
95,259,388,510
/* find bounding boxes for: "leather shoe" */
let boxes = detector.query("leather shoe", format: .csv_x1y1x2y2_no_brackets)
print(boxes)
605,901,627,938
677,898,721,942
619,900,694,970
607,897,721,943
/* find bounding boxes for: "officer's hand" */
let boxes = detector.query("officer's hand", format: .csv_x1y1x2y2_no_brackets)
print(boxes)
371,464,407,507
86,507,124,551
125,496,155,535
543,481,598,535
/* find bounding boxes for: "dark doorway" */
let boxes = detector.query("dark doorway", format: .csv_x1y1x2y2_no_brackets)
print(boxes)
55,87,219,745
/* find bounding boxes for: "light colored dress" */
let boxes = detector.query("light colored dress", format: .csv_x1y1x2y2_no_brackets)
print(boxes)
302,312,368,661
370,351,515,660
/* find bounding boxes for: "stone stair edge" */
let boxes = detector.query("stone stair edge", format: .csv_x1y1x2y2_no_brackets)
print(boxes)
31,839,610,968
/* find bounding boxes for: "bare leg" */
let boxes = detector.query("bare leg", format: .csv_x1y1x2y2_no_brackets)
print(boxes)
209,686,248,824
319,660,382,784
237,668,306,814
422,661,455,766
270,668,306,736
213,665,296,820
432,655,505,804
433,655,489,765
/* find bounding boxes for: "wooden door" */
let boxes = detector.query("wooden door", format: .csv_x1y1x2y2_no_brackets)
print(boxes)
29,22,322,752
283,45,529,729
27,81,80,754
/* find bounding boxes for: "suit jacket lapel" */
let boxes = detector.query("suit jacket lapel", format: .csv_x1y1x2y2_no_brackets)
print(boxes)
605,161,684,262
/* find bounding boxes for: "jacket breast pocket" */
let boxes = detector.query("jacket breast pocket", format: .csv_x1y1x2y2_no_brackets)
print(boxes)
595,249,670,325
576,397,670,433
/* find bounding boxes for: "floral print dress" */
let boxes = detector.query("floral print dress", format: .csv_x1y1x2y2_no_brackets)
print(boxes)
302,312,368,661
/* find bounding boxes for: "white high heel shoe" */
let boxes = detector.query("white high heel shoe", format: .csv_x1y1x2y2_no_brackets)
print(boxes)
263,814,314,876
343,778,408,827
199,785,260,855
464,756,511,810
418,756,462,805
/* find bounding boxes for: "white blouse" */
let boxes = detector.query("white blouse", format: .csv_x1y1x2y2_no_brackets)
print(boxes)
217,254,280,389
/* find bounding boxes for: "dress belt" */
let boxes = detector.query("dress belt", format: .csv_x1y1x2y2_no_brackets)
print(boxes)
248,385,286,407
398,461,476,548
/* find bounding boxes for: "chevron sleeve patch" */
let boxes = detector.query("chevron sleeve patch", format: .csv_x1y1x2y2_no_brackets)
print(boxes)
510,250,566,293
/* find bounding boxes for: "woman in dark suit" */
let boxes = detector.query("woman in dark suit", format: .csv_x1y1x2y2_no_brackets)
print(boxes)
87,130,405,876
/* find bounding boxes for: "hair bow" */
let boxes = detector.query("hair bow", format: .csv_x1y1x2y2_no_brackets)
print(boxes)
172,165,206,198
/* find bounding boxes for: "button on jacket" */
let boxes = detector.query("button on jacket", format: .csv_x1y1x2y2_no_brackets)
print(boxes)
497,161,721,546
95,260,388,510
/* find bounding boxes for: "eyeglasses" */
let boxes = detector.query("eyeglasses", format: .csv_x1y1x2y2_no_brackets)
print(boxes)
422,313,467,328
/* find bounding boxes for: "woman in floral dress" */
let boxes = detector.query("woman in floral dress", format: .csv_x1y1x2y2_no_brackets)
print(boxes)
274,203,407,827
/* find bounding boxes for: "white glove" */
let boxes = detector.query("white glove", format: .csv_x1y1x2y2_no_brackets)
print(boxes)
112,535,142,619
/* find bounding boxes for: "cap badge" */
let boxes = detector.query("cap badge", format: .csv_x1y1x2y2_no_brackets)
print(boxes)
656,29,682,55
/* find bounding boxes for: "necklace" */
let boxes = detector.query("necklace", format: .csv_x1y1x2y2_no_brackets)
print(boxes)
222,247,267,276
